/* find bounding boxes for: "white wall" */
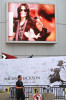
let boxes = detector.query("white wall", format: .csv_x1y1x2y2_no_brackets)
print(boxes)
0,0,66,58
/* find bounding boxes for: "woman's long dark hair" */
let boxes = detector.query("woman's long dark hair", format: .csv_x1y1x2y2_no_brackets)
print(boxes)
17,4,30,21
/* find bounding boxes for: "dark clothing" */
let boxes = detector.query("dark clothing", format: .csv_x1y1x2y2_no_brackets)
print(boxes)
13,17,50,41
16,80,23,89
16,80,25,100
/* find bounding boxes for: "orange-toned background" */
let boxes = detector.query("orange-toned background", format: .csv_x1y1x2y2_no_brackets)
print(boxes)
8,3,56,41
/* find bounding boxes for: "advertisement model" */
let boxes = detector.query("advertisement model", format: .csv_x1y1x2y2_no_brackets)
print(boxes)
6,2,56,43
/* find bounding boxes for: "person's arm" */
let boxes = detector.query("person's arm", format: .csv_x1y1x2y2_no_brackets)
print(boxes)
23,86,26,94
16,86,23,89
36,18,43,32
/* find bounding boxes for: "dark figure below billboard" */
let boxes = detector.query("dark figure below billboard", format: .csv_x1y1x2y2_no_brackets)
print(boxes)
16,75,25,100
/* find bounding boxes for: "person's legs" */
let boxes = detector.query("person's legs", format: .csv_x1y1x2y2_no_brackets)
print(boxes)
17,97,20,100
21,97,24,100
21,92,25,100
16,92,21,100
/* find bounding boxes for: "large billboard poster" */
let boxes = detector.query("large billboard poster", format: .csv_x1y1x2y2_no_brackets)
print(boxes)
0,57,66,86
7,3,56,43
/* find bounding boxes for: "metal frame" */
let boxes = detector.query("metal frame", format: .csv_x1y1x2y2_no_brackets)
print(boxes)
6,1,57,44
0,85,65,100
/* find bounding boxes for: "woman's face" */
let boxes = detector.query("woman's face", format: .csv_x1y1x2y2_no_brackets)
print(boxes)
20,6,27,18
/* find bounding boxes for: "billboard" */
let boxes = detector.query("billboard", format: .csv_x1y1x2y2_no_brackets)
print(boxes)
0,57,66,86
6,2,56,43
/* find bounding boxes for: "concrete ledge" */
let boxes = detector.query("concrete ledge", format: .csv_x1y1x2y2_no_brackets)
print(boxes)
0,93,9,100
42,93,54,100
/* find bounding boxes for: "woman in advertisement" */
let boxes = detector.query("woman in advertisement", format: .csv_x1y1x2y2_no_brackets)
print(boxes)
13,3,50,41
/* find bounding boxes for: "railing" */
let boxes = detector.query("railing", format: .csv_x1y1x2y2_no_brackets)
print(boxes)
0,85,65,100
